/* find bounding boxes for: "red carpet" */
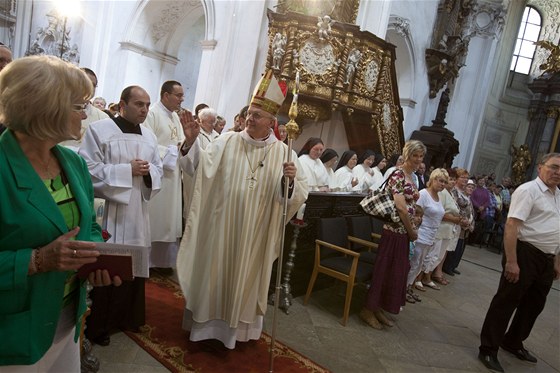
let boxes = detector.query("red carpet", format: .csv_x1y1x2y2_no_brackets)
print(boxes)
124,275,330,373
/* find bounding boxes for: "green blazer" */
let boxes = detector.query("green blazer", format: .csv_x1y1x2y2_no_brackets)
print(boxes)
0,130,103,365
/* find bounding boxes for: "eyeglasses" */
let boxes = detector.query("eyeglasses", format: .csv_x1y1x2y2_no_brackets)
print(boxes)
246,111,274,121
543,164,560,172
72,102,89,113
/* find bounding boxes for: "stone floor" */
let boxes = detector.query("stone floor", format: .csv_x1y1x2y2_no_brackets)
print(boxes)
92,245,560,372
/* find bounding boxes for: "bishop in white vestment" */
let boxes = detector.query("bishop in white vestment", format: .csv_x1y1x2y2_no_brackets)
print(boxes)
177,71,308,349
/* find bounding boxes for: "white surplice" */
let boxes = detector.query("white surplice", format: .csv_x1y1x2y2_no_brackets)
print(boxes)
177,130,308,349
79,118,163,246
142,102,184,267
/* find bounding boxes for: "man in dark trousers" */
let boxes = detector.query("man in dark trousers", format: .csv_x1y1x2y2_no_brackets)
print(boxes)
478,152,560,372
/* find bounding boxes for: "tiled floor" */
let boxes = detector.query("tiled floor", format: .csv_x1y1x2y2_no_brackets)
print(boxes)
92,245,560,372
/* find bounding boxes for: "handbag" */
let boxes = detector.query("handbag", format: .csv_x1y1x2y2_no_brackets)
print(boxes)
359,171,400,223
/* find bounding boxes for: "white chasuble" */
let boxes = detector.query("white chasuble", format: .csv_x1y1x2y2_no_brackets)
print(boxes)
177,130,308,348
142,102,184,245
79,119,163,247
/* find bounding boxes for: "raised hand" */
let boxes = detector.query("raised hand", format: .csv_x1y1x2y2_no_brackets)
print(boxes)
178,109,199,145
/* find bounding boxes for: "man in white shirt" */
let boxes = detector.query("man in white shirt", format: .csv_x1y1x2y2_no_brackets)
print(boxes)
197,107,220,147
479,153,560,372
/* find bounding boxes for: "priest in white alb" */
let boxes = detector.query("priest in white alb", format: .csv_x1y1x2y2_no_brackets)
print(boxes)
176,70,308,349
142,81,185,273
79,85,162,345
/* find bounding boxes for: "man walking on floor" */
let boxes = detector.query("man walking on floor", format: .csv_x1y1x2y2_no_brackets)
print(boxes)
478,152,560,372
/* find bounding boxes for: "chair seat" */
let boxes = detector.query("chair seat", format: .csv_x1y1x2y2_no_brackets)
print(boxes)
321,257,374,282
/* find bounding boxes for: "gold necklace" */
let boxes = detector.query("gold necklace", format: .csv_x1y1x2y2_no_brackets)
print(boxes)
242,141,273,190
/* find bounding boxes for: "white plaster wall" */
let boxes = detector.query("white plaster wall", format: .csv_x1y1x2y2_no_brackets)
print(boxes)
386,1,439,139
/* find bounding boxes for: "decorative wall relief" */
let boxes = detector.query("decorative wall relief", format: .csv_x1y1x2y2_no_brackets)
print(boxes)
363,60,379,92
425,0,477,98
25,5,83,65
529,0,560,78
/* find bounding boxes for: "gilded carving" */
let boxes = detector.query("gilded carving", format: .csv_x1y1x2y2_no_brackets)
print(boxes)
300,39,336,75
529,0,560,78
535,40,560,75
363,60,380,92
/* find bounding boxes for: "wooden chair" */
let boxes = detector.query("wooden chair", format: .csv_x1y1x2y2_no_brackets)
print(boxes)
304,217,377,326
346,215,380,265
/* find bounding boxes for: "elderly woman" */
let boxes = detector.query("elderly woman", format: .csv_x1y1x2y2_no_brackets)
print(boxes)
422,169,468,289
334,150,361,192
320,148,339,191
406,168,448,300
353,149,376,192
0,56,119,370
443,168,475,276
298,137,329,191
360,140,425,330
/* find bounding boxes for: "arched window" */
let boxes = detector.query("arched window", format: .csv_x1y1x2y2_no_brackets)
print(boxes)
510,6,542,75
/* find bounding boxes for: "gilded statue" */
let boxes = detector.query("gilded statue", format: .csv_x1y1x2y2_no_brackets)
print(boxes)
535,40,560,75
511,144,532,185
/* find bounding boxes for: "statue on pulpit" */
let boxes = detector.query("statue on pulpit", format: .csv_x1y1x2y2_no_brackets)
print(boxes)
511,144,532,185
317,15,332,40
344,48,362,84
272,32,287,70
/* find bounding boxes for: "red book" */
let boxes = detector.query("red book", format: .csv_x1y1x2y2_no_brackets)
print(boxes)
77,254,133,281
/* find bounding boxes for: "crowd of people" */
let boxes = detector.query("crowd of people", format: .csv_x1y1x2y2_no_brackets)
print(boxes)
0,51,558,373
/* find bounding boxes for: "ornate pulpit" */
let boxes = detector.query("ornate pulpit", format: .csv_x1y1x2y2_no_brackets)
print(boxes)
266,7,404,157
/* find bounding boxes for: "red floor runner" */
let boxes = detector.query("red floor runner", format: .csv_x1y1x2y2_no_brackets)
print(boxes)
124,275,330,373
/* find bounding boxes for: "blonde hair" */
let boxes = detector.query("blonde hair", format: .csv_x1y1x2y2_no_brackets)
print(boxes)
402,140,427,161
0,55,93,140
427,168,449,188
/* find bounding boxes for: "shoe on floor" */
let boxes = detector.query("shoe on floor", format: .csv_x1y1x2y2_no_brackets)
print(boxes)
92,334,111,346
422,281,440,290
443,269,455,276
501,344,537,363
452,269,461,275
414,281,426,292
405,293,416,303
478,352,504,372
374,310,394,327
359,308,383,330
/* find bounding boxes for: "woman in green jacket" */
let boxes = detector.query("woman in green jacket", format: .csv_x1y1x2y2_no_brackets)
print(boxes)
0,55,120,370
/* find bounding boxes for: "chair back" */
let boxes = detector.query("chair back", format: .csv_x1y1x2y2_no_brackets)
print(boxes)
317,217,348,258
346,215,372,249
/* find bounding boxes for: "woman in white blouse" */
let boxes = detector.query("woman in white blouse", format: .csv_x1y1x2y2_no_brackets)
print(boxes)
352,149,376,192
334,150,361,192
298,137,329,191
